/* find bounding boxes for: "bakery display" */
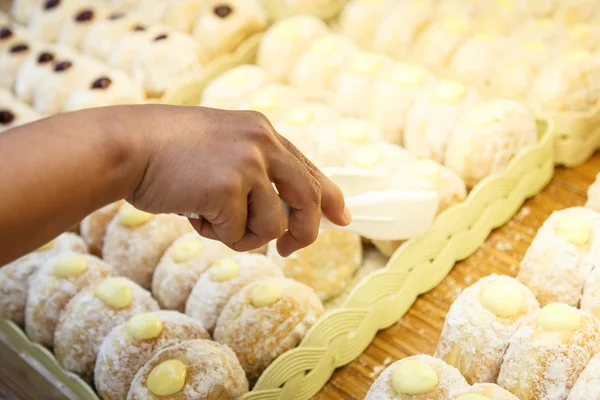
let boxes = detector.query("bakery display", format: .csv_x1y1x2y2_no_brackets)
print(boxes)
53,276,160,381
365,355,469,399
127,339,248,399
436,274,539,384
94,310,210,400
185,253,283,334
213,277,324,382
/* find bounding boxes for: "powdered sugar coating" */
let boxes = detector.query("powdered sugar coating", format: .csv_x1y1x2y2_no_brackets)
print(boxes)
54,277,159,382
213,277,324,382
580,266,600,320
411,16,471,69
365,355,469,400
200,64,270,110
185,253,283,334
127,339,248,399
450,36,502,87
25,252,115,348
80,201,125,257
152,233,236,311
518,207,600,307
586,172,600,213
436,274,540,384
267,230,362,301
0,233,87,326
338,0,396,49
95,310,210,400
567,352,600,400
103,213,194,289
453,383,518,399
497,307,600,399
444,98,538,188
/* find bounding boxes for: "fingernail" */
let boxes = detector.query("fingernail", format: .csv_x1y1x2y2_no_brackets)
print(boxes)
342,205,352,225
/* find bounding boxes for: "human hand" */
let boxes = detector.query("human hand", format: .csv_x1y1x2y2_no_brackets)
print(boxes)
123,105,351,256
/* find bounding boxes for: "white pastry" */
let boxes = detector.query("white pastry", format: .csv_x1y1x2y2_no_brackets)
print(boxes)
450,34,502,86
106,24,159,73
560,24,600,53
236,83,303,122
162,0,203,33
80,13,146,61
11,0,43,25
411,16,471,69
580,266,600,320
200,64,270,110
453,383,519,400
0,37,38,90
567,352,600,400
27,0,80,41
55,2,110,49
555,0,597,25
338,0,396,49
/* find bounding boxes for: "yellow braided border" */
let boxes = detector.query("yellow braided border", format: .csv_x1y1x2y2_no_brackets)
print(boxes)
244,120,555,400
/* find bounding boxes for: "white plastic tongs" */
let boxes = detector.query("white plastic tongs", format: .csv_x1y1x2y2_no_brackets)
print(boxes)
181,168,439,241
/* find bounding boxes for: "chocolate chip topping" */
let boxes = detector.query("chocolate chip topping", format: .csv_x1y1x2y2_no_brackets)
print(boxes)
0,27,13,40
153,33,168,41
75,9,94,22
91,77,112,90
108,12,124,20
0,110,15,125
44,0,60,10
132,24,146,32
54,61,72,72
214,4,233,18
37,52,54,63
10,43,29,53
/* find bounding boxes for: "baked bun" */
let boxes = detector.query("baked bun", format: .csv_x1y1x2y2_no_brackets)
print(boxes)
80,200,125,257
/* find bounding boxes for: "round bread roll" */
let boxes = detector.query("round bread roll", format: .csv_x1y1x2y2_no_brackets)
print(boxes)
444,98,538,188
80,200,125,257
95,311,210,400
338,0,396,49
0,97,40,133
586,172,600,213
0,37,38,91
27,0,79,42
436,274,540,384
0,233,86,326
55,2,110,49
80,13,147,61
289,33,358,101
365,355,469,400
450,34,502,87
404,80,479,163
236,83,303,122
256,15,328,82
106,23,159,73
25,252,115,348
127,339,248,399
267,230,362,301
185,253,283,334
453,383,519,400
213,277,324,382
54,277,159,382
152,232,236,311
192,0,268,61
200,64,270,109
411,16,471,69
103,202,194,289
568,352,600,400
518,206,600,307
365,62,436,144
497,303,600,399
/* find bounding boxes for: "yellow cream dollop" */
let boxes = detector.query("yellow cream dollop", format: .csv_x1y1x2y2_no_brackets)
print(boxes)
147,359,187,396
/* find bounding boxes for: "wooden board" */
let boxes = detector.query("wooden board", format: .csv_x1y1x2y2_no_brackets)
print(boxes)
315,153,600,400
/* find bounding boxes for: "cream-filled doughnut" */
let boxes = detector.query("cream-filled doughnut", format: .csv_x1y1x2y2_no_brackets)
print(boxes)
200,64,270,109
25,252,114,347
529,48,600,112
32,55,105,115
330,51,393,118
236,83,303,122
338,0,396,49
80,200,126,257
266,230,362,302
192,0,267,61
27,0,80,41
567,352,600,400
274,101,336,156
450,34,502,87
127,339,248,399
80,13,147,61
404,80,479,163
103,203,194,289
343,141,415,179
365,62,436,144
411,16,471,69
497,303,600,399
105,23,159,74
586,173,600,213
55,2,110,49
95,310,210,400
151,232,236,311
185,253,283,334
453,383,519,400
0,97,40,133
444,98,538,188
365,355,469,400
0,233,86,326
580,266,600,320
54,277,159,381
62,68,145,112
289,33,358,101
256,15,328,82
311,117,383,169
371,0,434,59
0,37,38,90
213,277,323,382
518,206,600,307
436,274,540,384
